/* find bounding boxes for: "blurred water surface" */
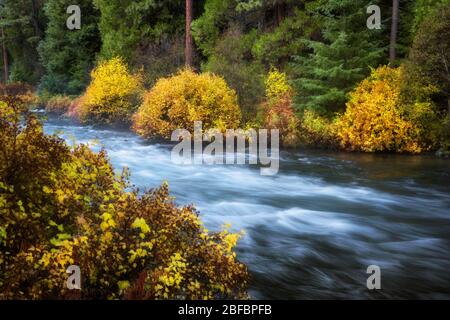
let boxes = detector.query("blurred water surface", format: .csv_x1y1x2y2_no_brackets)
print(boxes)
44,117,450,299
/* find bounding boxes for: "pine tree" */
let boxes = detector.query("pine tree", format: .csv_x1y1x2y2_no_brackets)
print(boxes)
412,0,450,32
389,0,399,64
0,19,8,83
38,0,100,94
0,0,46,84
292,0,385,115
185,0,193,66
409,4,450,114
93,0,185,61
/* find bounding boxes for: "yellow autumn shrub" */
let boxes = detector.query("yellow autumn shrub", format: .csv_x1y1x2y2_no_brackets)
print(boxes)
336,65,438,153
265,68,291,101
133,69,241,139
76,57,143,124
0,96,248,300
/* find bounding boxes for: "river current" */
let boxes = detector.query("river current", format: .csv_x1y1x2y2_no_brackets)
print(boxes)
44,117,450,299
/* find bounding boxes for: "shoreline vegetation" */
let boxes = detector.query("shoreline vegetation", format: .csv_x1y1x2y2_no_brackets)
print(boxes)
0,2,448,157
1,2,449,157
12,58,450,157
29,60,450,157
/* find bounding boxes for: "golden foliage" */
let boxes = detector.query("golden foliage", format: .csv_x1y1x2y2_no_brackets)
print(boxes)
336,66,438,153
0,97,248,300
265,68,291,102
133,69,241,139
76,57,143,124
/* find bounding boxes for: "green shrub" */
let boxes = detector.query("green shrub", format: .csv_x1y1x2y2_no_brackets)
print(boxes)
0,96,248,300
298,110,338,148
409,4,450,117
412,0,450,32
201,27,265,120
133,69,241,139
252,9,314,69
131,36,185,88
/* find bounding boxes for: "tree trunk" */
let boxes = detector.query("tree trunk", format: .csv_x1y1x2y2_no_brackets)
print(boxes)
276,3,284,26
185,0,193,68
448,98,450,121
389,0,399,64
1,24,8,84
30,0,42,38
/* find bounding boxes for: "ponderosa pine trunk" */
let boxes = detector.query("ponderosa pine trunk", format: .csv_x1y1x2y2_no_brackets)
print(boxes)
185,0,193,67
1,24,8,83
389,0,399,64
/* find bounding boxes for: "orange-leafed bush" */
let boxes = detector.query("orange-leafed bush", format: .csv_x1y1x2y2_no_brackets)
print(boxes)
75,57,143,124
66,96,84,119
336,66,438,153
0,96,248,300
260,69,300,147
133,69,241,139
44,95,75,115
0,82,39,108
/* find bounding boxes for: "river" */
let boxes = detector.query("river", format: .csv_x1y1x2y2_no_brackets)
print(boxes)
43,116,450,299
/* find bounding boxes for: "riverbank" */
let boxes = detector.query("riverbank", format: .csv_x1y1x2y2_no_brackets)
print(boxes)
41,111,450,160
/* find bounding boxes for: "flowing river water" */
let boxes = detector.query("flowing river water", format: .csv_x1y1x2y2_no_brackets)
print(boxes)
43,116,450,299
